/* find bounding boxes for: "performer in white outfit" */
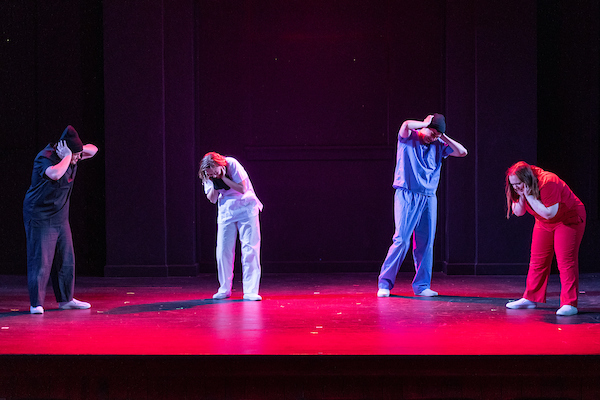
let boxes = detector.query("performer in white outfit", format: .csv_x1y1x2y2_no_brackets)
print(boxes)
199,152,263,301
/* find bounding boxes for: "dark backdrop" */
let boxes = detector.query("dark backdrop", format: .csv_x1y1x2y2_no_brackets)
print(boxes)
1,0,598,277
1,1,105,275
195,0,446,274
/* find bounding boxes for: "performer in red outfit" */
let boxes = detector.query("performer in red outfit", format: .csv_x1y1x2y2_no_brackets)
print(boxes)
505,161,586,316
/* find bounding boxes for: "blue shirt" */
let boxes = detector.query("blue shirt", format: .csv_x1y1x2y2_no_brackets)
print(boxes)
392,130,453,196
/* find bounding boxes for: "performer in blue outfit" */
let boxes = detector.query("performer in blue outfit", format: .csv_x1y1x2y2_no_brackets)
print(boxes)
377,114,467,297
23,126,98,314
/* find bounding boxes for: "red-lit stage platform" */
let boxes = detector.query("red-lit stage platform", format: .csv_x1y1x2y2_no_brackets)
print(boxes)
1,272,599,399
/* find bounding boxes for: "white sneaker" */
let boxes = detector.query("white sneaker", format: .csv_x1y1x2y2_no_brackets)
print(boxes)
212,292,230,300
556,305,578,316
58,298,91,310
506,298,536,309
377,288,390,297
243,294,262,301
30,306,44,314
416,288,438,297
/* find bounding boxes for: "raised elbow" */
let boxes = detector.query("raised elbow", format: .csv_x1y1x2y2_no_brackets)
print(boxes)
449,146,468,157
87,146,99,157
81,144,98,159
458,147,468,157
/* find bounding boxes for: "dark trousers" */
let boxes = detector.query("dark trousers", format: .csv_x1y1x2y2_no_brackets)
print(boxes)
25,217,75,307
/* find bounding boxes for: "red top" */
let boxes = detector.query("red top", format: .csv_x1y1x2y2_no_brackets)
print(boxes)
525,166,585,225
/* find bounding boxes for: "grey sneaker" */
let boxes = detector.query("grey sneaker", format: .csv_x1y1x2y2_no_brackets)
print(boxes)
506,298,536,309
556,305,577,316
416,288,438,297
30,306,44,314
212,292,230,300
59,298,91,310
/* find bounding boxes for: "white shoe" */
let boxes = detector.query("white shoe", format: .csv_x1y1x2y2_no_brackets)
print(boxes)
556,305,578,316
243,294,262,301
506,298,536,309
59,298,91,310
212,292,230,300
377,288,390,297
30,306,44,314
416,288,438,297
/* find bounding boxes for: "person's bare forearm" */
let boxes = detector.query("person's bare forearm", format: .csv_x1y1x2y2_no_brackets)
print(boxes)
222,176,246,194
440,134,468,157
206,186,219,203
45,156,71,180
398,118,431,139
81,144,98,160
512,196,527,217
45,141,72,180
525,194,558,219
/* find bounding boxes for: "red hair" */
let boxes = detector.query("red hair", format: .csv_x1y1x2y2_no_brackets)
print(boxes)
505,161,540,218
198,152,228,181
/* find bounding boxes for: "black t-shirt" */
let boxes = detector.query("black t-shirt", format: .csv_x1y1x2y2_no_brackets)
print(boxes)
23,144,78,221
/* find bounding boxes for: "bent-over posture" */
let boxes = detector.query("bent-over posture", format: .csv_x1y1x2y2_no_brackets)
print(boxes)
24,126,98,314
199,152,263,301
505,161,585,316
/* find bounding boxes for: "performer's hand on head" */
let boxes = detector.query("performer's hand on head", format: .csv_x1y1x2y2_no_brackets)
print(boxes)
56,141,72,160
206,166,225,179
424,115,434,126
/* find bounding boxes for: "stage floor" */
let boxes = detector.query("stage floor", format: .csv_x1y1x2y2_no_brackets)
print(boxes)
1,272,600,356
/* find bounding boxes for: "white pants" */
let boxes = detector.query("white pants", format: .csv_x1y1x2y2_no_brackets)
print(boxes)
215,214,261,295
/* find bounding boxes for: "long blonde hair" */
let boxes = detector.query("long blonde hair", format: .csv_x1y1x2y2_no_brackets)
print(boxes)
198,152,227,182
505,161,540,218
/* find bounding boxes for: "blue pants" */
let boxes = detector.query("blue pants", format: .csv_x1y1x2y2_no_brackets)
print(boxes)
25,217,75,307
378,188,437,294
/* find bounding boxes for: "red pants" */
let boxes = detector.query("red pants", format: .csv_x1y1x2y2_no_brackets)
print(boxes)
523,213,585,307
